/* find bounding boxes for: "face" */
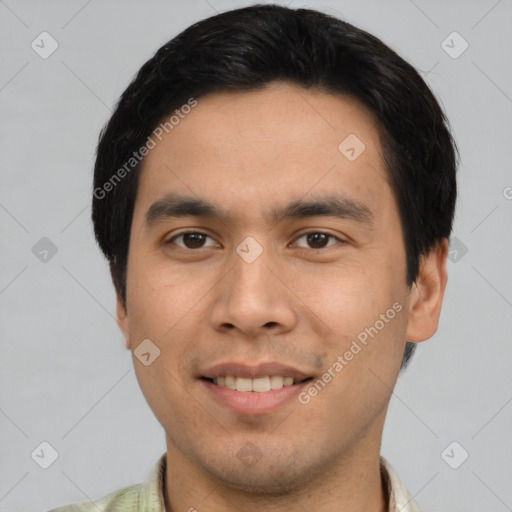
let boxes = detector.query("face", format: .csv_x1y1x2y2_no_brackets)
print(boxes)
117,82,446,494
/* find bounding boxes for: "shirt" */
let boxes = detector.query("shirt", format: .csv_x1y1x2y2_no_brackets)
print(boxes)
47,454,421,512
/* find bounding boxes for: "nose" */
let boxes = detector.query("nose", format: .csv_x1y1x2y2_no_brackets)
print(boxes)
208,245,298,339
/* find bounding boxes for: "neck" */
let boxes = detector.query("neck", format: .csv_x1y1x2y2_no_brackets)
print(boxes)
163,424,388,512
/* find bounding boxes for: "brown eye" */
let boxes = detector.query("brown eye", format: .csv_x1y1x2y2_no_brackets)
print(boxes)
167,232,217,249
294,232,339,249
182,233,206,248
307,233,329,249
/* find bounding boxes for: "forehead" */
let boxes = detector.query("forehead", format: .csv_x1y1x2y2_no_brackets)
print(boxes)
134,82,393,225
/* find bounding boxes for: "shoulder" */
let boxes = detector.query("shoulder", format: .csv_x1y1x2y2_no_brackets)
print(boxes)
380,456,422,512
45,483,143,512
46,453,167,512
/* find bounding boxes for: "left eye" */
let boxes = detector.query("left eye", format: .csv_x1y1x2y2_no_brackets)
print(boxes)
293,232,340,249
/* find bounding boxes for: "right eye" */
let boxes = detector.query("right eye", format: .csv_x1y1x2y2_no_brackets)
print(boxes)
165,231,219,250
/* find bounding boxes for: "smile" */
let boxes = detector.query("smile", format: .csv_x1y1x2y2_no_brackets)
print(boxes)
208,375,310,392
199,363,314,414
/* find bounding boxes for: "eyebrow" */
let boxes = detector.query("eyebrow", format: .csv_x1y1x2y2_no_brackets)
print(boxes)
145,193,374,228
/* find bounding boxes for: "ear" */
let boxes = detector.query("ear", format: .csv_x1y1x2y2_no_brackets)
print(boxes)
115,292,131,349
405,238,449,343
110,261,131,350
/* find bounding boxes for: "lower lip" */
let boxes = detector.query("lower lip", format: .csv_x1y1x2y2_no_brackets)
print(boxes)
201,379,309,415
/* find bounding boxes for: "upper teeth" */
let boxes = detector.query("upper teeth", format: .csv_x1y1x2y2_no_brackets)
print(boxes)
213,375,295,392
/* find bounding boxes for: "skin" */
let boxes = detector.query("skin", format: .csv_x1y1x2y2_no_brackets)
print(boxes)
116,81,448,512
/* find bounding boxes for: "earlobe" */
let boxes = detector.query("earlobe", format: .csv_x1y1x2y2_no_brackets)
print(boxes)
405,238,449,343
110,261,131,349
115,295,131,349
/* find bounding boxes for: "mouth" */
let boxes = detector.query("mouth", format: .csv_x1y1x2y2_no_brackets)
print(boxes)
201,375,313,392
198,362,315,414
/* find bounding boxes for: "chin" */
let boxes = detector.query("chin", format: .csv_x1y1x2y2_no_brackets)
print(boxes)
199,447,326,497
210,467,303,496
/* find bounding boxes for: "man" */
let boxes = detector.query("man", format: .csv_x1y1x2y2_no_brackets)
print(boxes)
50,4,457,511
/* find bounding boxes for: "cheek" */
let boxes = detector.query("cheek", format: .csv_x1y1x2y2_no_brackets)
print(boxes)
126,261,205,420
297,251,408,384
124,260,208,411
309,300,406,428
293,256,398,332
126,258,207,339
132,358,206,454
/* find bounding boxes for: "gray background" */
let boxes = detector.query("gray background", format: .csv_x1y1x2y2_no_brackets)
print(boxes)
1,0,511,511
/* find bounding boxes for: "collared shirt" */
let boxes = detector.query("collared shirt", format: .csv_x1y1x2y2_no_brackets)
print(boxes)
47,454,421,511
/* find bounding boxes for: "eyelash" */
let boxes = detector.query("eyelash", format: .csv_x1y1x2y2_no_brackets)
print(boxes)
165,230,345,251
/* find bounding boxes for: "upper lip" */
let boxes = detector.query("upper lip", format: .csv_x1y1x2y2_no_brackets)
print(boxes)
200,362,312,381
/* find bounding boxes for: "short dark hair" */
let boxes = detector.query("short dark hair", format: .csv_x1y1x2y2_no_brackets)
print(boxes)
92,4,458,369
